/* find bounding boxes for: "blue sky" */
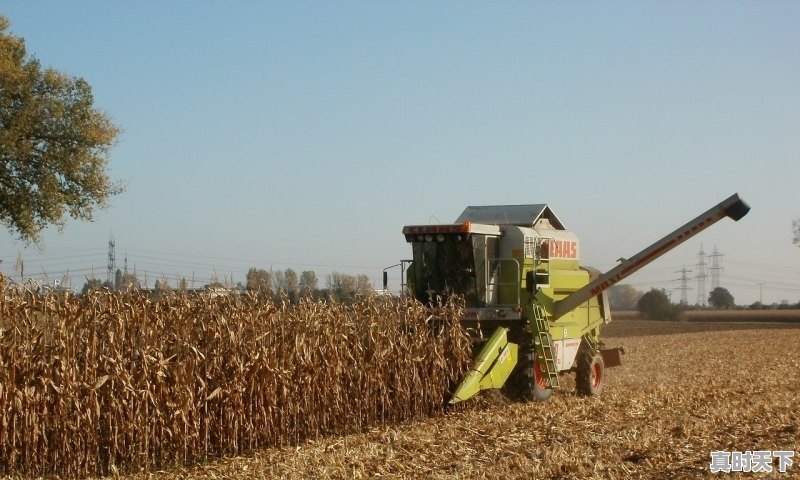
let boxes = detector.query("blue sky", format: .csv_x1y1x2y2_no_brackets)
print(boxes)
1,2,798,304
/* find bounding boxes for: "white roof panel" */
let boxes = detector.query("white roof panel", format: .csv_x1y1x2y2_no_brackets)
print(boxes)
454,204,565,230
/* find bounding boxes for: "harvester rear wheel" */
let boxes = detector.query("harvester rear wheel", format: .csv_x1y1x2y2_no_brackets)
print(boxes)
576,351,604,396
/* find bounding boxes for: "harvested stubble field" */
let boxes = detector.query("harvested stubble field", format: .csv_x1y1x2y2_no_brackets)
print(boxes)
128,319,800,480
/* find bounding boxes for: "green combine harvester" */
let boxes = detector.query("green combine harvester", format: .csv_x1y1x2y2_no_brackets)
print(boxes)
395,194,750,403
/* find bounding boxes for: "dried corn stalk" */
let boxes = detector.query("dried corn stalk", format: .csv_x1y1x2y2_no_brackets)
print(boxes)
0,276,472,477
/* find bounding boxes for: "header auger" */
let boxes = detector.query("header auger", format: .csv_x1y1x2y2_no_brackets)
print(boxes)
398,194,750,403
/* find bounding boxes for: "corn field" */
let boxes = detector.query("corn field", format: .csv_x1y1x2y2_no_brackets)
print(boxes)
139,319,800,480
0,276,472,477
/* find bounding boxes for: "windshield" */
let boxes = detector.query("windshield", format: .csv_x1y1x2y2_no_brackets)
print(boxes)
410,237,480,306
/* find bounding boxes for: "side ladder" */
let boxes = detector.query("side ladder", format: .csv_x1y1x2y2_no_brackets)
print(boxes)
532,303,560,389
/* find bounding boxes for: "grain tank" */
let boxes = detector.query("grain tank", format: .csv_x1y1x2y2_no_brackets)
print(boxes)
399,194,750,403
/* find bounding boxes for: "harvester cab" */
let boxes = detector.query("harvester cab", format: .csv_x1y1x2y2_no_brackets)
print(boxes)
400,194,750,404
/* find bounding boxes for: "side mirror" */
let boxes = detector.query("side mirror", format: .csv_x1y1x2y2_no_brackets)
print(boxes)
525,270,536,293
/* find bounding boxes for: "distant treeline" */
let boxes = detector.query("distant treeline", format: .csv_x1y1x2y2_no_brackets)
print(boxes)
608,284,800,311
70,268,377,302
613,309,800,323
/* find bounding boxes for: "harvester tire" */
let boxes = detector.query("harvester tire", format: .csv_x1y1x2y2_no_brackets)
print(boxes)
528,353,553,402
504,330,553,402
576,352,604,396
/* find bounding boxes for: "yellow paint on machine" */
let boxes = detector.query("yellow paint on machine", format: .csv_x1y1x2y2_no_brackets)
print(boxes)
450,327,518,403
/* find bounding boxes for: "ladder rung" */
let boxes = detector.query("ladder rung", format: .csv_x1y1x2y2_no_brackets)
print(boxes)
532,302,560,389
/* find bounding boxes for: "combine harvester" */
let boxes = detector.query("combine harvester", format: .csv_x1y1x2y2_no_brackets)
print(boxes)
396,194,750,403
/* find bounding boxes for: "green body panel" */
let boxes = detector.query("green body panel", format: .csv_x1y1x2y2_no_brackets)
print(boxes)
520,260,605,345
532,289,603,343
405,229,608,402
549,269,591,292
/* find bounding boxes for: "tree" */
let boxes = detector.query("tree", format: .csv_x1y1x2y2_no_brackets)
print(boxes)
81,277,103,295
356,274,372,296
637,288,683,321
284,268,298,300
125,273,139,290
151,278,174,299
0,16,122,243
608,284,642,310
708,287,735,309
327,271,357,300
114,268,139,291
245,268,271,293
299,270,318,296
154,278,171,293
272,270,286,292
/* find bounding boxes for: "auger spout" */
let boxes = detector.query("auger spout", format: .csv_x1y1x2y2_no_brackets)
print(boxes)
552,193,750,320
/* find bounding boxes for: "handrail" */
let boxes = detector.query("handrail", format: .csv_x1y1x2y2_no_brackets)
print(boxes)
487,257,521,307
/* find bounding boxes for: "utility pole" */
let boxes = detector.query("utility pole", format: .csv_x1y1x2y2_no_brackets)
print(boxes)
757,282,765,304
107,233,116,285
708,245,724,290
675,266,693,305
696,244,707,306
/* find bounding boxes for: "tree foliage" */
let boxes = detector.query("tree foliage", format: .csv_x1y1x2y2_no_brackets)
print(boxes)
245,268,271,293
299,270,318,296
356,274,372,295
326,272,374,301
708,287,735,309
281,268,299,301
0,16,122,242
327,272,356,300
114,268,139,291
637,288,684,321
284,268,298,294
608,284,642,310
81,278,103,295
272,270,286,292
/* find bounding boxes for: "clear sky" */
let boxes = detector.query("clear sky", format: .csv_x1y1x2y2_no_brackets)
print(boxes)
1,2,798,305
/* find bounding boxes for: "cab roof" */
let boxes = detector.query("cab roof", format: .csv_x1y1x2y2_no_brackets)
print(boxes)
454,204,565,230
